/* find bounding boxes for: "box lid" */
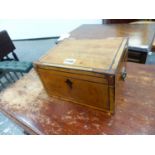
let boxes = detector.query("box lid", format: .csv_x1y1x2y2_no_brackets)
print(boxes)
36,38,128,74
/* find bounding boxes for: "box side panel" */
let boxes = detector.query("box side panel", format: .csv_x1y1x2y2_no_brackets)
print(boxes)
110,38,128,73
115,43,128,81
106,41,128,114
114,43,128,113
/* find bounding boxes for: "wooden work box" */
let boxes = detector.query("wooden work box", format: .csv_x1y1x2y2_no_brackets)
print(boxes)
34,38,128,114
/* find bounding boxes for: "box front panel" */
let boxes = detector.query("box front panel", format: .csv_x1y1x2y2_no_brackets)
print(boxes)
36,68,110,111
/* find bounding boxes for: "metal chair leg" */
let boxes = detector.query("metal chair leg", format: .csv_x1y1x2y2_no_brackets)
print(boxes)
0,80,5,88
13,72,20,80
6,72,15,83
3,73,12,83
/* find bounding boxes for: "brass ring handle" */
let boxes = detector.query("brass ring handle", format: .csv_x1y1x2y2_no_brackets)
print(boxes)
122,71,127,81
121,67,127,81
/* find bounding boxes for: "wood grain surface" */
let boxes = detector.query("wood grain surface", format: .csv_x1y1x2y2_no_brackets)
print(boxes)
0,62,155,135
70,24,155,51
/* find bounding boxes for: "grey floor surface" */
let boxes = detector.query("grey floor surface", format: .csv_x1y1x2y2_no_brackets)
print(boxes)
0,38,154,135
13,38,57,62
